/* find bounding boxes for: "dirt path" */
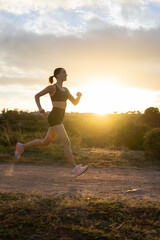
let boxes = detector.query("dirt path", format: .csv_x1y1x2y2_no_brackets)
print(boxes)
0,163,160,200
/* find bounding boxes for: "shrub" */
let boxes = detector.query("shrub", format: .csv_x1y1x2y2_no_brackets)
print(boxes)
143,128,160,160
143,107,160,127
0,125,23,146
114,120,149,150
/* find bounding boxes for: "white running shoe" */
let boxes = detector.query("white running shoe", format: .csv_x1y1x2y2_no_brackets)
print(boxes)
73,165,89,177
15,142,24,159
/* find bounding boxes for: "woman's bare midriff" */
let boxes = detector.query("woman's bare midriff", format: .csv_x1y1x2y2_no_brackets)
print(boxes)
52,101,66,109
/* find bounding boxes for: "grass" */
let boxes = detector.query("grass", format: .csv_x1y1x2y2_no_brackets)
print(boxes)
0,192,160,240
1,114,159,239
0,144,160,170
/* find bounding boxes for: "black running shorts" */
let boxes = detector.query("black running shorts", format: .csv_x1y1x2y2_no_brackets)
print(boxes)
48,107,65,127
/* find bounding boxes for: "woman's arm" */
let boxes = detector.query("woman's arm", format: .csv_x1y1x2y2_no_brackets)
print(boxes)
35,85,55,113
67,89,82,105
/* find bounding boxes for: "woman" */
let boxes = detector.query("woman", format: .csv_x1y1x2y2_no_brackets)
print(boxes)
15,68,88,177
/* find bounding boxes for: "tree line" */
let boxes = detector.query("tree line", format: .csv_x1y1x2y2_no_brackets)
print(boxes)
0,107,160,159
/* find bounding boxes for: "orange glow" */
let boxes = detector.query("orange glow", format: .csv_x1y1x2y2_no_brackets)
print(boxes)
66,78,158,114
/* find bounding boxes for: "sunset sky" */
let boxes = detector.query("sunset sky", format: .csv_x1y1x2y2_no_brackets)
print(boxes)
0,0,160,114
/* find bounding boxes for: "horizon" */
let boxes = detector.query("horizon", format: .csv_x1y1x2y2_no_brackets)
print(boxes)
0,106,155,115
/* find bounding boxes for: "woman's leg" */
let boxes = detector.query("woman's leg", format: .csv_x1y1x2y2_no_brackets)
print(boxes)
53,124,76,168
23,127,57,150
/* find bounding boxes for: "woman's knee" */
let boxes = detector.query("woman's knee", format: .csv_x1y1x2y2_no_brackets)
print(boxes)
42,139,51,146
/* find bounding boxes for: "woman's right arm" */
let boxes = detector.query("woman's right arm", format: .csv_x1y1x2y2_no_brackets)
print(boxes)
35,85,55,114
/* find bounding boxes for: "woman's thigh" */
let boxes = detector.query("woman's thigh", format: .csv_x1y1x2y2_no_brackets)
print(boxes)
52,124,70,145
43,127,57,144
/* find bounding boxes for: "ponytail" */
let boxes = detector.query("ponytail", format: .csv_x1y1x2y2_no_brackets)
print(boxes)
49,68,63,84
49,75,54,84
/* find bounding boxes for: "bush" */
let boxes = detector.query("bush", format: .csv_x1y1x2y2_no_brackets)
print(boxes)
114,120,149,150
143,107,160,128
143,128,160,160
0,125,24,146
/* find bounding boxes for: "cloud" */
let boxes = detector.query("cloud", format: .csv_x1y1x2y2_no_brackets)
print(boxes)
0,0,110,14
1,0,160,13
0,0,160,92
0,17,160,91
1,0,160,30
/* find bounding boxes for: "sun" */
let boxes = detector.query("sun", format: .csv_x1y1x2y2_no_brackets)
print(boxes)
84,81,122,114
66,78,156,114
74,80,124,114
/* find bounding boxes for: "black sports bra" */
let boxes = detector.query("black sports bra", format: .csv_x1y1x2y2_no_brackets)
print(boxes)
50,84,69,102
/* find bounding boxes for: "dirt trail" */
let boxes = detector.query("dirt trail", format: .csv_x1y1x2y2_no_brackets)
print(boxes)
0,163,160,199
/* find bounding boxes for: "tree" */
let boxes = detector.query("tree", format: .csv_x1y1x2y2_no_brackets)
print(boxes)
144,128,160,160
143,107,160,128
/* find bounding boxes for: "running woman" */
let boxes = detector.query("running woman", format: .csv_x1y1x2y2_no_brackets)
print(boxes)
15,68,88,177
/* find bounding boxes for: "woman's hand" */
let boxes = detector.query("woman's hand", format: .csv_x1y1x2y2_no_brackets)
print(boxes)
76,92,82,97
39,108,45,115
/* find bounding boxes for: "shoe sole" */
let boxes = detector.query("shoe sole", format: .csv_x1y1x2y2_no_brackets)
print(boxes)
15,143,23,159
75,165,89,177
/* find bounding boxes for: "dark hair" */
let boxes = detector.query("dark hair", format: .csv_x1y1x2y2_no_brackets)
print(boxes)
48,67,63,84
49,76,54,84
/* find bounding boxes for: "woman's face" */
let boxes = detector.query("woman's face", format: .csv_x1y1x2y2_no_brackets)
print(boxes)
58,68,67,81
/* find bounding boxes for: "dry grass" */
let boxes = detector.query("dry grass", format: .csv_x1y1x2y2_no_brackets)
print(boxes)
74,147,159,169
0,144,159,169
0,192,160,240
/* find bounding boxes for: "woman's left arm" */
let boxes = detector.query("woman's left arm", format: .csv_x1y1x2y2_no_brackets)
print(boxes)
67,89,82,105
